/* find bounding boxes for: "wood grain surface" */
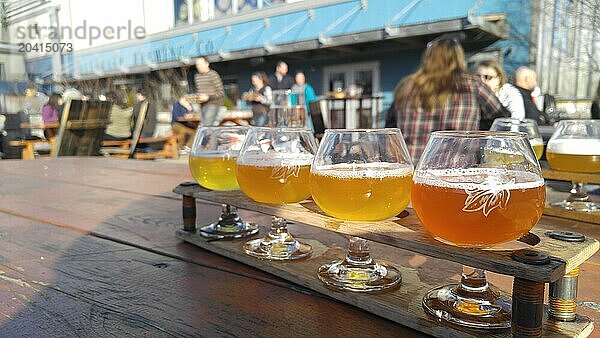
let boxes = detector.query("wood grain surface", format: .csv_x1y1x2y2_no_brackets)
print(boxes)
0,158,598,337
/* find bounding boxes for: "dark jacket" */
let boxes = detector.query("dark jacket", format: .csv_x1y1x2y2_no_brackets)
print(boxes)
133,100,157,137
268,74,294,91
592,101,600,119
515,86,550,125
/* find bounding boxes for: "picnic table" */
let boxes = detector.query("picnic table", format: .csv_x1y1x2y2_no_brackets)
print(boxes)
0,157,598,336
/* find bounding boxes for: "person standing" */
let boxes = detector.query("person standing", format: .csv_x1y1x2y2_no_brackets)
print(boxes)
474,60,525,120
514,66,550,125
247,72,272,127
291,70,317,130
393,35,507,161
193,56,224,126
268,61,294,91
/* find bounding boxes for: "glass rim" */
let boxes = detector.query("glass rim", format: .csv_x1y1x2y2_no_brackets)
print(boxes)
197,125,249,130
492,117,538,124
248,126,312,133
556,119,600,123
430,131,528,139
324,128,402,133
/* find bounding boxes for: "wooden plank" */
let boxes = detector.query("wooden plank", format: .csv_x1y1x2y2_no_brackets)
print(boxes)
175,229,594,338
175,185,599,283
543,168,600,184
544,189,600,225
1,158,598,335
544,206,600,225
66,119,111,129
0,215,417,337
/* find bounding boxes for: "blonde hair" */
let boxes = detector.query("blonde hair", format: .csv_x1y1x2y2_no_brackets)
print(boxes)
395,38,467,111
476,60,507,87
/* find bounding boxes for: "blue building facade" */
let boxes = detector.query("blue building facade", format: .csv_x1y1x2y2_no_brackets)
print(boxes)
25,0,532,114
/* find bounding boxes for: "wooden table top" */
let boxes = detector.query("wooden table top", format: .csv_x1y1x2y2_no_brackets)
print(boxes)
20,121,60,129
0,157,423,336
0,157,598,337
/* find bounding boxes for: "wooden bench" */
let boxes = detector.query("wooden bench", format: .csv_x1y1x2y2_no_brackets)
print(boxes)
101,134,178,159
9,137,55,160
100,101,178,160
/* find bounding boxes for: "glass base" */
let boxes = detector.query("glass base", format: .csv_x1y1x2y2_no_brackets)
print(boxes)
243,236,312,261
317,259,401,292
551,200,600,212
422,284,511,329
198,222,259,240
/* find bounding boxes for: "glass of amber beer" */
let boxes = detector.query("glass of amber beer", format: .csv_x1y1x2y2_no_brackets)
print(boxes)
546,120,600,212
412,131,545,329
188,126,259,239
490,118,544,159
310,129,413,292
237,127,317,260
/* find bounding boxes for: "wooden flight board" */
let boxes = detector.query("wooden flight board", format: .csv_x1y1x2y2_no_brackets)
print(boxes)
174,185,599,284
542,168,600,224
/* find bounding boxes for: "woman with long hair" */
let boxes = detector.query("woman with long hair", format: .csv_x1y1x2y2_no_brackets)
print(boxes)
247,71,272,126
393,36,507,160
474,59,525,120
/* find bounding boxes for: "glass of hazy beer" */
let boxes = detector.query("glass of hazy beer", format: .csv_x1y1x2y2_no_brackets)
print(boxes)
236,127,317,260
490,118,544,159
188,126,259,239
310,129,413,292
412,131,545,329
546,119,600,212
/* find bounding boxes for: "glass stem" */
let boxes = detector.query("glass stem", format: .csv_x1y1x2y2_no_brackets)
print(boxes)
454,266,498,301
567,182,590,202
345,236,373,266
268,217,291,240
460,266,489,292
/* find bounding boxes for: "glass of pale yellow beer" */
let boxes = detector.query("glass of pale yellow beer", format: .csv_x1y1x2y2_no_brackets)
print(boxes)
237,127,317,260
546,119,600,212
412,131,545,329
490,118,544,159
188,126,258,239
310,128,413,292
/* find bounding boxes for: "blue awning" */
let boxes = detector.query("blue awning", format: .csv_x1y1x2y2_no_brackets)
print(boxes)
26,0,509,80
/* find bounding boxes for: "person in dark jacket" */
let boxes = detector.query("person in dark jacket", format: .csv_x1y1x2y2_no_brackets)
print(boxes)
268,61,294,91
592,81,600,119
133,88,157,138
514,66,550,125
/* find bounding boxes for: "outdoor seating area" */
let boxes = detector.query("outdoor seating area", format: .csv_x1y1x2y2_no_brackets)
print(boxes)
0,0,599,337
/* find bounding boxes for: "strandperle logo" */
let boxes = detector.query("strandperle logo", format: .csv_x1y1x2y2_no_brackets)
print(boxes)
15,20,146,46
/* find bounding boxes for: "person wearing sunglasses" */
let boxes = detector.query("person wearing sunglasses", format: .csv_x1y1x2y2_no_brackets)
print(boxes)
392,36,508,161
474,60,525,120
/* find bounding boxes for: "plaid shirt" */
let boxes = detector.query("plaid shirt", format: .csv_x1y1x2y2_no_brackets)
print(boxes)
395,75,508,161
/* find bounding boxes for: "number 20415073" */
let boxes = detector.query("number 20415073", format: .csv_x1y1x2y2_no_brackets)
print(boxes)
18,43,73,53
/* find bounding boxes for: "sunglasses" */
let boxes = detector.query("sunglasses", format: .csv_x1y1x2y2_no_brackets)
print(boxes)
426,33,464,48
476,74,498,81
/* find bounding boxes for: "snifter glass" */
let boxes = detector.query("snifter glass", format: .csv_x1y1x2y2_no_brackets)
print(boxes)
490,118,544,160
310,129,413,292
236,127,317,260
412,131,545,329
546,120,600,212
188,126,258,239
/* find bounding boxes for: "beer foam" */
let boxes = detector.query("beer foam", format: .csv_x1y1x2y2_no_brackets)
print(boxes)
238,152,314,166
529,138,543,147
311,162,413,179
546,139,600,155
189,151,238,158
413,168,544,190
